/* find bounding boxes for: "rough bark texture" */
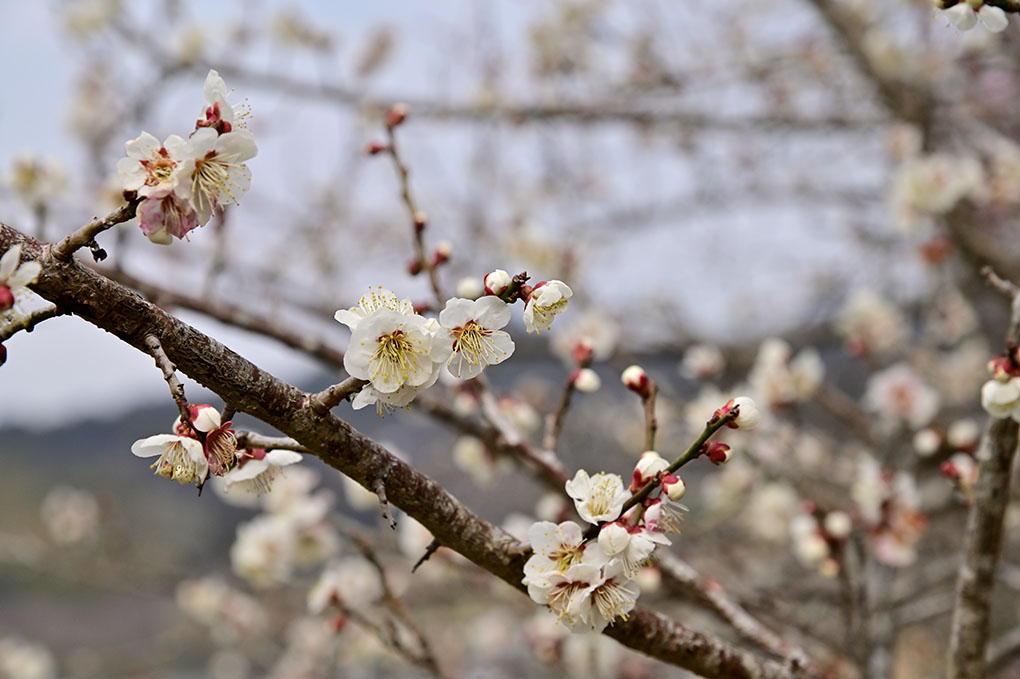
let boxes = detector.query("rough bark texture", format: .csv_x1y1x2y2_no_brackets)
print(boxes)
1,224,819,679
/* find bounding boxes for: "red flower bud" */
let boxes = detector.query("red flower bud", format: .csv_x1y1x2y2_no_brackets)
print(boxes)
365,141,388,155
386,103,408,128
0,286,13,312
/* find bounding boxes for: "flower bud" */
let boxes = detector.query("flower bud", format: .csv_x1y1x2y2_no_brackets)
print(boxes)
912,428,941,457
573,368,601,393
385,103,408,128
484,269,512,296
597,522,631,556
431,241,451,267
413,211,427,233
572,338,595,367
455,276,484,300
365,141,388,155
661,474,686,501
981,378,1020,419
718,396,760,429
406,256,423,276
621,365,650,398
705,441,732,465
0,285,13,312
947,418,979,451
173,404,222,436
988,356,1014,382
823,511,852,540
631,451,669,491
0,342,6,367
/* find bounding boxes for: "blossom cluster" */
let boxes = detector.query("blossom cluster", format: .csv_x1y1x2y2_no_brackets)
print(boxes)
130,404,238,486
522,451,693,633
117,70,256,244
337,277,572,413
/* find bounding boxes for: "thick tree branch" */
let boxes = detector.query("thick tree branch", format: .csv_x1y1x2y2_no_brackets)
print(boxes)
2,224,820,679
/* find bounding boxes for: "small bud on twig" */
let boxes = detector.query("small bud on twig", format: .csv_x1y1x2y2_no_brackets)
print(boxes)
386,103,408,128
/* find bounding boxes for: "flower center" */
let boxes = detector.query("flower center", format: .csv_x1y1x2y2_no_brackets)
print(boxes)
371,330,417,382
452,321,498,365
142,149,177,187
553,545,582,572
592,578,633,623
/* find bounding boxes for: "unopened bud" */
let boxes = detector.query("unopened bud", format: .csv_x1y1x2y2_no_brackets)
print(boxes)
912,428,941,457
385,103,408,128
598,522,631,556
989,356,1014,382
365,140,388,155
823,511,852,540
719,396,760,430
573,368,601,393
431,241,452,267
0,342,6,367
0,285,13,312
455,276,484,300
407,257,423,276
947,418,979,450
483,269,511,296
621,365,650,398
705,441,732,465
662,474,686,501
572,338,595,367
631,451,669,491
413,211,427,233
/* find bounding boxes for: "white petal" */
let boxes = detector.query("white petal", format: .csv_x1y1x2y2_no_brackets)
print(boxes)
265,449,303,466
945,4,978,30
217,130,258,162
979,4,1008,31
7,261,41,289
473,295,512,329
226,458,269,483
204,69,229,104
124,132,161,160
0,244,21,281
131,433,180,457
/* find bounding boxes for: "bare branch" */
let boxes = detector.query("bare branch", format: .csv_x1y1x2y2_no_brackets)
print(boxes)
143,333,193,429
50,200,140,262
411,538,443,574
234,432,309,453
308,377,368,415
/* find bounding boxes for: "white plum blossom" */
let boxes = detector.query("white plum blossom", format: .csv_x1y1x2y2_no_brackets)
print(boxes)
0,244,42,313
116,132,186,197
439,296,515,379
680,343,725,380
631,451,669,489
483,269,512,296
173,127,258,224
565,470,629,524
523,521,609,589
0,637,57,679
568,560,640,633
220,448,303,497
524,280,573,333
131,433,208,485
344,304,450,394
947,418,981,449
307,557,384,613
335,287,416,330
455,276,484,299
136,188,200,244
597,522,670,577
864,363,940,430
40,486,99,545
3,153,67,211
230,515,297,588
748,338,824,408
890,154,984,231
198,69,248,132
835,290,909,356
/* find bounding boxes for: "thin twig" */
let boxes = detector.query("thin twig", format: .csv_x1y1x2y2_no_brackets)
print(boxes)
383,113,444,304
543,374,577,452
143,334,193,429
50,200,140,262
411,539,443,574
234,432,310,453
308,377,368,415
643,379,659,451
